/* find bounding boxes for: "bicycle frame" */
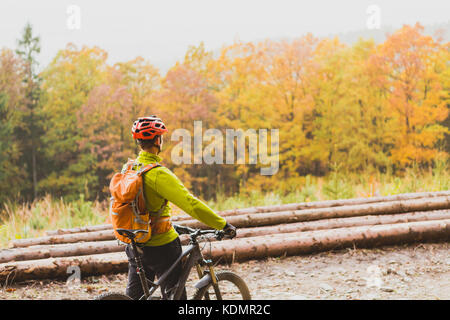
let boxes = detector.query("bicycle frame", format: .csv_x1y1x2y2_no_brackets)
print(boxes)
132,237,209,300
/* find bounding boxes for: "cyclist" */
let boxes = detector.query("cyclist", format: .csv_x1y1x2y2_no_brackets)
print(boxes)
124,115,237,300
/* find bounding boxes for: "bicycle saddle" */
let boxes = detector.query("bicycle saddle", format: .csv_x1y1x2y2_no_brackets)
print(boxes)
115,228,148,240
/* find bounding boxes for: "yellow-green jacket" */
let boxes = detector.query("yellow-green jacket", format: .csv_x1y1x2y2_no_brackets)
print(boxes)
128,151,226,246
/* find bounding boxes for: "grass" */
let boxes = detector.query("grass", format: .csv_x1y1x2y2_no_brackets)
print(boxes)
209,159,449,211
0,195,109,248
1,162,448,248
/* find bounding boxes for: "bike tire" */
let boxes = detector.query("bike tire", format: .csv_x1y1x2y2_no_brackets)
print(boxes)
94,292,133,300
192,271,251,300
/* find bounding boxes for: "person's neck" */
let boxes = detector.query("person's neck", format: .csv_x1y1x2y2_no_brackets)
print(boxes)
143,147,159,155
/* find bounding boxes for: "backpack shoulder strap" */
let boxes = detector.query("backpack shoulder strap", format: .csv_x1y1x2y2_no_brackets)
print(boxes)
121,158,138,173
137,162,161,176
136,162,168,216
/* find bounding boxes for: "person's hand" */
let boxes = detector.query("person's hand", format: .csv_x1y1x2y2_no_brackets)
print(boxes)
223,222,237,239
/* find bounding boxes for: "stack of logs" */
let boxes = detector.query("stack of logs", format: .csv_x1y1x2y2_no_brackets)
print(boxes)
0,191,449,284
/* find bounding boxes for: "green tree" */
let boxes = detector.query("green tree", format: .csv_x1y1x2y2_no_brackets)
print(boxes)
15,22,43,200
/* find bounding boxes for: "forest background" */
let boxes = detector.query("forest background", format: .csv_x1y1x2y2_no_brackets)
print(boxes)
0,22,448,244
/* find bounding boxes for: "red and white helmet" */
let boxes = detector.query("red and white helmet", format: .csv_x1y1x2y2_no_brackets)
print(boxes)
131,116,168,140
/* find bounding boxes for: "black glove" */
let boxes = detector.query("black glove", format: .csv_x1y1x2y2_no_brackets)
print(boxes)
223,222,237,239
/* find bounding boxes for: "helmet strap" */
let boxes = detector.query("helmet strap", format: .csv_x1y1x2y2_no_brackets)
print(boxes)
156,135,163,152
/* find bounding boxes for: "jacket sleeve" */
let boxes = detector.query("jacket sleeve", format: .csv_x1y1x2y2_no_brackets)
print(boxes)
154,167,227,230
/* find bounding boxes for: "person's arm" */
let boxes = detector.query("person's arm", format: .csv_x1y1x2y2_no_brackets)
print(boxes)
154,167,227,230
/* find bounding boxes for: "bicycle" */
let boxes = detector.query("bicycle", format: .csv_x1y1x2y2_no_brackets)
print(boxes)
94,224,251,300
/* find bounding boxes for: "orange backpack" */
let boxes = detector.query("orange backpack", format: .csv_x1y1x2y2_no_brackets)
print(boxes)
109,159,170,244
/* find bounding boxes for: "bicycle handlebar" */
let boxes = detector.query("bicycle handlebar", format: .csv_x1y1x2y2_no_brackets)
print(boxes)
173,224,196,234
173,224,230,241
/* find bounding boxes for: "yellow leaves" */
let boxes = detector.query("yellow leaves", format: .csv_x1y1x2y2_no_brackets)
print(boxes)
369,23,450,167
7,23,447,201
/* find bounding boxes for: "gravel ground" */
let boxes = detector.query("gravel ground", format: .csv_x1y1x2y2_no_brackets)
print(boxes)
1,241,449,300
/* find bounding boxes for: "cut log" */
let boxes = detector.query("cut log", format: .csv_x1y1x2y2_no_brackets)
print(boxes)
0,241,125,263
176,190,450,221
9,195,450,248
0,251,128,285
2,210,449,263
180,195,450,229
204,219,450,263
8,230,115,249
45,190,450,234
233,209,450,240
45,224,113,236
1,219,449,283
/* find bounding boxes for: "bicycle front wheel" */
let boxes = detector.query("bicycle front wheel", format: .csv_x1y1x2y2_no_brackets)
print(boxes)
192,271,251,300
94,292,133,300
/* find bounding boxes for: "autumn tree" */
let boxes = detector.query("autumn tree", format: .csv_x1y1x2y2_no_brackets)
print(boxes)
441,42,450,154
157,44,219,197
0,48,28,203
205,41,277,193
259,35,319,178
308,38,397,175
77,58,160,198
39,44,108,198
370,23,449,167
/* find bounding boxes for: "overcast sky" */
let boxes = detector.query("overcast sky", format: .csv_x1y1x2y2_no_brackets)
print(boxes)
0,0,449,73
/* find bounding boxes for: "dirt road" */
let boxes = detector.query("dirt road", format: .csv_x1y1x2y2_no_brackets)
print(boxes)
1,242,449,300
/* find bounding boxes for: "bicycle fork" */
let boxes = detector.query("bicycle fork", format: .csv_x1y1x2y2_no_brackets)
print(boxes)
197,260,222,300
